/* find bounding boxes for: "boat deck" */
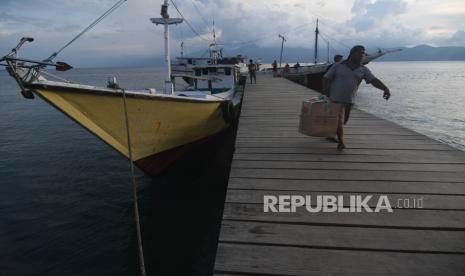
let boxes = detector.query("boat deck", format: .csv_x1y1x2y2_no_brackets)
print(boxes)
213,73,465,275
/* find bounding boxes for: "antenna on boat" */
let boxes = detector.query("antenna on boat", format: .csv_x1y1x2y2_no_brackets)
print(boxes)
314,18,319,64
213,19,217,44
151,0,183,94
326,41,330,63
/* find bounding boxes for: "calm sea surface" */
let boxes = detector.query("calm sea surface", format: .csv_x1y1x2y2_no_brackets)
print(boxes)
0,67,234,276
1,62,464,275
357,61,465,151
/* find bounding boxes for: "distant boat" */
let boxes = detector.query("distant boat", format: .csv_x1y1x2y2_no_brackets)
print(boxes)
0,0,244,176
172,42,248,86
282,20,401,92
362,48,402,64
283,49,401,91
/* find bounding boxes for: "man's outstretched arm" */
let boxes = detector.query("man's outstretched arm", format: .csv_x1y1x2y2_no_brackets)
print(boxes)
370,78,391,100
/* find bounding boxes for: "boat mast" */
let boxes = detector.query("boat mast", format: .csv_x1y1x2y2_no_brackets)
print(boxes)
151,0,183,94
278,34,286,68
314,19,319,64
211,20,217,62
326,41,329,63
209,20,223,64
181,41,184,57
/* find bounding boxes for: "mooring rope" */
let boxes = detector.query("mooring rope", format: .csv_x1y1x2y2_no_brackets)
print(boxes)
121,89,147,276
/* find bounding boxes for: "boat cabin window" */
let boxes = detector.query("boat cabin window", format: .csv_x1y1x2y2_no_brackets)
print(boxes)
225,68,231,75
208,67,217,73
188,59,192,64
202,68,208,75
195,69,201,76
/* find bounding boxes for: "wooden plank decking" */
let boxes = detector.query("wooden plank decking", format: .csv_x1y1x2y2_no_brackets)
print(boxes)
214,74,465,275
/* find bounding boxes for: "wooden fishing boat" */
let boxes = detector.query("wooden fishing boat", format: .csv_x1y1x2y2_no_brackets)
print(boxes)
0,1,244,176
282,20,401,92
172,42,248,86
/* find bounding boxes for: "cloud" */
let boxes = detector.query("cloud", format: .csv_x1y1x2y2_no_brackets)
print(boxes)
1,0,464,67
447,30,465,45
0,12,50,29
53,23,82,33
316,0,326,8
348,0,408,32
429,26,444,30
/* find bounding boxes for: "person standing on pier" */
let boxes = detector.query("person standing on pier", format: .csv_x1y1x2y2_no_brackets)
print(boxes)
334,54,343,63
322,45,391,150
284,63,290,73
248,59,257,84
327,54,343,71
322,54,344,97
272,60,278,76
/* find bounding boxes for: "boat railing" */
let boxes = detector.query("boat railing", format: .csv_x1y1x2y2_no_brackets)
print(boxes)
1,37,73,99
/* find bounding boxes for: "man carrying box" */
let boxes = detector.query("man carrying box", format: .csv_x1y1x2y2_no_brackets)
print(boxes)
322,45,391,150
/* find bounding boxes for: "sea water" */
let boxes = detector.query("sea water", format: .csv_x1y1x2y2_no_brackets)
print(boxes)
357,61,465,151
1,62,465,275
0,67,234,276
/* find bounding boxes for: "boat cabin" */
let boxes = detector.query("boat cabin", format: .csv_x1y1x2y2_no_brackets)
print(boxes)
175,57,212,66
191,64,238,94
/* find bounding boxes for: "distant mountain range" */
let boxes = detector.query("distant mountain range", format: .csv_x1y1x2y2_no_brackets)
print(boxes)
92,44,465,68
2,45,463,69
221,44,465,63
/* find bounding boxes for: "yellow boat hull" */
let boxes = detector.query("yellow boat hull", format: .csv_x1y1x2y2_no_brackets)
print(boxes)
32,85,231,175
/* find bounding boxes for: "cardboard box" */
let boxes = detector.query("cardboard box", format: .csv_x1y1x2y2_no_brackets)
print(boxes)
299,97,341,137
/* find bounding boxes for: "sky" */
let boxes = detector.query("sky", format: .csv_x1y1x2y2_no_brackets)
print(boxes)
1,0,464,67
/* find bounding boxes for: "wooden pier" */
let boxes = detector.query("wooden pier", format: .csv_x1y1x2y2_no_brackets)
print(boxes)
213,74,465,275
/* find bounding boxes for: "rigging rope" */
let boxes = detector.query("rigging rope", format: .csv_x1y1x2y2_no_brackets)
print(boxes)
170,0,211,42
175,23,185,56
316,20,353,49
318,31,347,52
45,0,128,62
221,19,316,47
122,89,147,276
190,0,212,33
317,35,339,62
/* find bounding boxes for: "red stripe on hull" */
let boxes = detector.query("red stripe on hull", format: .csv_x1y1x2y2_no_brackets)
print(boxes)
134,130,227,177
135,144,189,176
